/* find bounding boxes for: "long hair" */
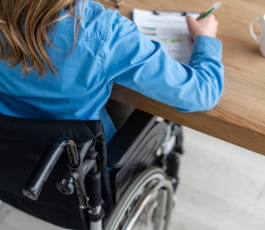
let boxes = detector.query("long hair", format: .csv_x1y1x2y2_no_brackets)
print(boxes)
0,0,84,76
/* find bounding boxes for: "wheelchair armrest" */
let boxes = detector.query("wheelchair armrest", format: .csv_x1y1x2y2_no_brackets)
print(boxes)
107,109,157,169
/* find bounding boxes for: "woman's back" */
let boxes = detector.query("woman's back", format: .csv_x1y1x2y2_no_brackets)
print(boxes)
0,0,224,141
0,1,118,139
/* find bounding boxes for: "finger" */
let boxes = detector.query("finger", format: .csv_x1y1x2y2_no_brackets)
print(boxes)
196,12,206,20
186,15,195,25
185,15,191,22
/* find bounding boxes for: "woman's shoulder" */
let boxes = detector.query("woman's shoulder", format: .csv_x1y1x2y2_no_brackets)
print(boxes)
56,1,117,41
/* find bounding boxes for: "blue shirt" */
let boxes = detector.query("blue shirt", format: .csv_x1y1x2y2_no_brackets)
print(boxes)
0,0,224,142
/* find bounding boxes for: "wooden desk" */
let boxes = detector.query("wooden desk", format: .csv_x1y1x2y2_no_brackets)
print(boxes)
100,0,265,156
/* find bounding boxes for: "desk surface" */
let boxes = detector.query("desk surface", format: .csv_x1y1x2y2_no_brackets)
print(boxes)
100,0,265,156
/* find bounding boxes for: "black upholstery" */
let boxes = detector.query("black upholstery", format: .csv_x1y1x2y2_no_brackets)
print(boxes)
0,114,112,230
107,109,157,168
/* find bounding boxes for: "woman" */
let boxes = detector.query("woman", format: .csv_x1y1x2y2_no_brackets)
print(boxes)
0,0,223,142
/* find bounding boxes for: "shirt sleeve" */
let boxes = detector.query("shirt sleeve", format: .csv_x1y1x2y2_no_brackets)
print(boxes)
103,11,224,112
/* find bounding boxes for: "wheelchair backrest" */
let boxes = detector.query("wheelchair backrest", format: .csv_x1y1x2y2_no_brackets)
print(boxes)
0,114,112,230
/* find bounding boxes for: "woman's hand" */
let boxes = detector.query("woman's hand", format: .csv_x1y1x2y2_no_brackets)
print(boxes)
186,14,219,40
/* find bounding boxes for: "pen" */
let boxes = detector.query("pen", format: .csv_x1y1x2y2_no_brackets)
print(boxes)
198,2,222,19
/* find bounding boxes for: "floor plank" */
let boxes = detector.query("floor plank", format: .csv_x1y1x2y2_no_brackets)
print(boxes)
170,127,265,230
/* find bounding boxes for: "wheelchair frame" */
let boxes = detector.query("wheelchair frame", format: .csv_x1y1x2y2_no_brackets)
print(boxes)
0,109,183,230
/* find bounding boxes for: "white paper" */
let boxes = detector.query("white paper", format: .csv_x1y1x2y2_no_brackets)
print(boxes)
133,9,199,64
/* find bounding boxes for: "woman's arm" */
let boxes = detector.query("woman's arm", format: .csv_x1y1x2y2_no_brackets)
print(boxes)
103,11,224,112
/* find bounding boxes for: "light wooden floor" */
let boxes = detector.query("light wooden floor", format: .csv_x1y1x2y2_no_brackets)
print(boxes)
1,127,265,230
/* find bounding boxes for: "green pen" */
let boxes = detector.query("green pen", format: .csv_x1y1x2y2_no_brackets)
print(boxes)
198,2,222,19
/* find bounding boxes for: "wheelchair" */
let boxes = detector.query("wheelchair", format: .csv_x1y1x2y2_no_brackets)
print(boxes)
0,104,183,230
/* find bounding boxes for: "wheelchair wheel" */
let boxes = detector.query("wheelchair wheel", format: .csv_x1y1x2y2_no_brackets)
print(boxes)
104,167,173,230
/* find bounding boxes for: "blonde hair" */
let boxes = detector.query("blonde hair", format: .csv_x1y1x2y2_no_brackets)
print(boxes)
0,0,84,76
